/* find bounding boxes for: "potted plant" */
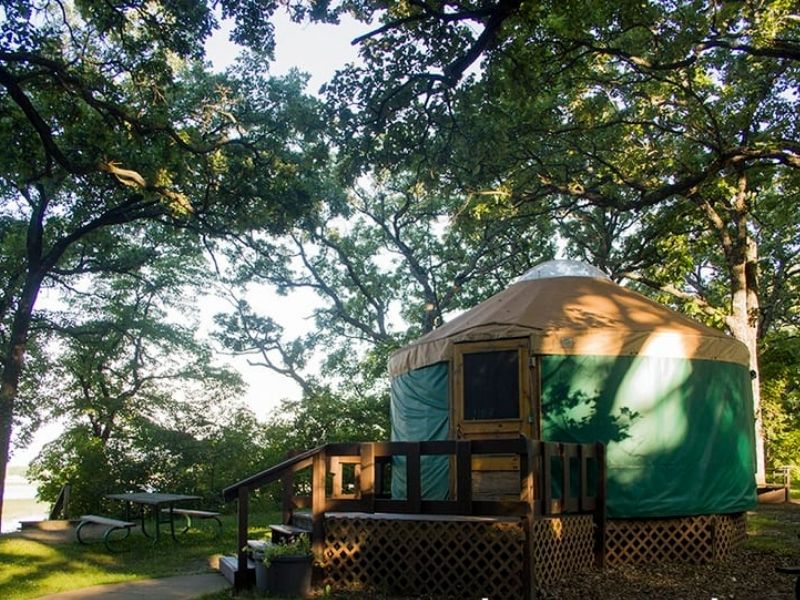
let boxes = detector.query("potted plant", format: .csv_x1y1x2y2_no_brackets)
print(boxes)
254,534,313,598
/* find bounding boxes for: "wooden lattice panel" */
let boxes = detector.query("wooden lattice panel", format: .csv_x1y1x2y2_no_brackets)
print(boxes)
323,514,526,599
712,513,747,560
530,515,595,591
605,513,747,565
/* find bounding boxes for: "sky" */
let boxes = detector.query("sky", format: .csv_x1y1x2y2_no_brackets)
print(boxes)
9,12,371,467
206,11,368,92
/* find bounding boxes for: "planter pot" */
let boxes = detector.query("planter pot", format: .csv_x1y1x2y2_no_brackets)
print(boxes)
254,560,268,594
263,555,313,598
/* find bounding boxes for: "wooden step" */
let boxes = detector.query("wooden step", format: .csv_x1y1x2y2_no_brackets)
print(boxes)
219,555,256,587
291,512,312,530
270,523,310,544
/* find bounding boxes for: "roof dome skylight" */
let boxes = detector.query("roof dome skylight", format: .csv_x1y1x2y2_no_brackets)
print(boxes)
516,259,609,282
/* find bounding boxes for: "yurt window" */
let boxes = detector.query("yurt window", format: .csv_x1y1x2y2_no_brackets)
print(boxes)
453,339,533,437
463,351,519,420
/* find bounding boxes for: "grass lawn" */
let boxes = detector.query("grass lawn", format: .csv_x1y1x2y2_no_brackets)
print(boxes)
0,511,279,600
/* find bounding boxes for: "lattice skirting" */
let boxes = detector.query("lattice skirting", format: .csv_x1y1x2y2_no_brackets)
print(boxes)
322,514,526,599
531,515,596,591
605,513,747,565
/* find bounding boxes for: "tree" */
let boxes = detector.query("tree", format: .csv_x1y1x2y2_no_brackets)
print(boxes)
27,248,254,513
213,172,556,430
296,0,800,483
0,1,332,520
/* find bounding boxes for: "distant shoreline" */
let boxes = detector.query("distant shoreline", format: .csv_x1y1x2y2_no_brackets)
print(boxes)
2,470,49,533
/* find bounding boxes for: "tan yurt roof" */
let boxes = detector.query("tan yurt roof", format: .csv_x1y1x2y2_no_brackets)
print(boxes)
389,270,749,377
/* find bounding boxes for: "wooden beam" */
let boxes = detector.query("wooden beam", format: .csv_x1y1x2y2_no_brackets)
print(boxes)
543,444,554,516
236,486,249,590
330,456,343,498
455,440,472,514
522,515,536,600
594,442,607,567
312,450,327,561
579,445,596,512
360,442,375,513
563,443,579,513
407,443,422,513
281,469,294,525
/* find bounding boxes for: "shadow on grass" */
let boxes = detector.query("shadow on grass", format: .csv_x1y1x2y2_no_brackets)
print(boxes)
0,511,279,600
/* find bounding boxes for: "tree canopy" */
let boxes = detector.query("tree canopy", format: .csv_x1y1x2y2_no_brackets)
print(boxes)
0,0,334,520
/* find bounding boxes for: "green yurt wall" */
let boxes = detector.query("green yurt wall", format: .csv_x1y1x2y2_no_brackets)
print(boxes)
390,362,450,499
539,354,756,517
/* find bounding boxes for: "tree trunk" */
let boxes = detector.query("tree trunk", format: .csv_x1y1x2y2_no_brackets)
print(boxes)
697,170,765,485
725,232,765,485
0,275,43,525
699,168,766,485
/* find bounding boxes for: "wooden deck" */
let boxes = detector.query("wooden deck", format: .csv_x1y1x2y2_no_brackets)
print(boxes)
222,438,606,598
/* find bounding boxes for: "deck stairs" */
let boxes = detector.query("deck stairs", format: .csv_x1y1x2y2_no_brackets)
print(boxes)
219,513,312,585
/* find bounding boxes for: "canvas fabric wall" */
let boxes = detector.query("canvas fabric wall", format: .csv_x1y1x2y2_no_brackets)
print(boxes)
390,362,450,499
390,355,757,518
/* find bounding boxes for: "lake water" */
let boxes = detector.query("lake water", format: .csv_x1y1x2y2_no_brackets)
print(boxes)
2,473,48,533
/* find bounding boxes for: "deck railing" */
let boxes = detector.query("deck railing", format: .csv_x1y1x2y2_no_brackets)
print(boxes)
49,483,71,520
222,437,606,591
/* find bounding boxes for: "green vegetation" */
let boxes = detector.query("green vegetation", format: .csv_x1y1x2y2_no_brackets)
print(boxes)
259,534,311,567
745,507,800,557
0,511,278,600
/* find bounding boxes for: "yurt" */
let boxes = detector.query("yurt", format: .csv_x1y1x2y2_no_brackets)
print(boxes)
389,260,756,544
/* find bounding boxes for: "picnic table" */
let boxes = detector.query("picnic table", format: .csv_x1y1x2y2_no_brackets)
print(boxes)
105,492,200,543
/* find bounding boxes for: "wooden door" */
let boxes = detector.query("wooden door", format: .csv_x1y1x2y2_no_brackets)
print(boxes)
452,339,536,498
453,338,534,439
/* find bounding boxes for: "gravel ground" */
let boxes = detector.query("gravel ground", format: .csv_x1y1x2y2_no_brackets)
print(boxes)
544,502,800,600
543,548,793,600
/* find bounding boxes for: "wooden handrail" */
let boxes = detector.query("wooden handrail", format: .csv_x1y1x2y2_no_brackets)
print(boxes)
221,445,324,502
49,483,71,520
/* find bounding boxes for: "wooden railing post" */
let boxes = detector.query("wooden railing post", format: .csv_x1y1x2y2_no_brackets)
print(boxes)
407,443,422,513
360,442,375,512
330,456,343,498
522,438,538,600
594,442,607,567
564,444,580,513
543,443,553,516
282,469,294,525
455,440,472,514
521,439,536,511
236,486,250,590
311,450,327,561
561,444,571,513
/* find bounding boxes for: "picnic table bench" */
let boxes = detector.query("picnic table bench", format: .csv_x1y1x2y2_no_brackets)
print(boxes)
106,492,200,543
76,515,135,552
161,508,222,534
